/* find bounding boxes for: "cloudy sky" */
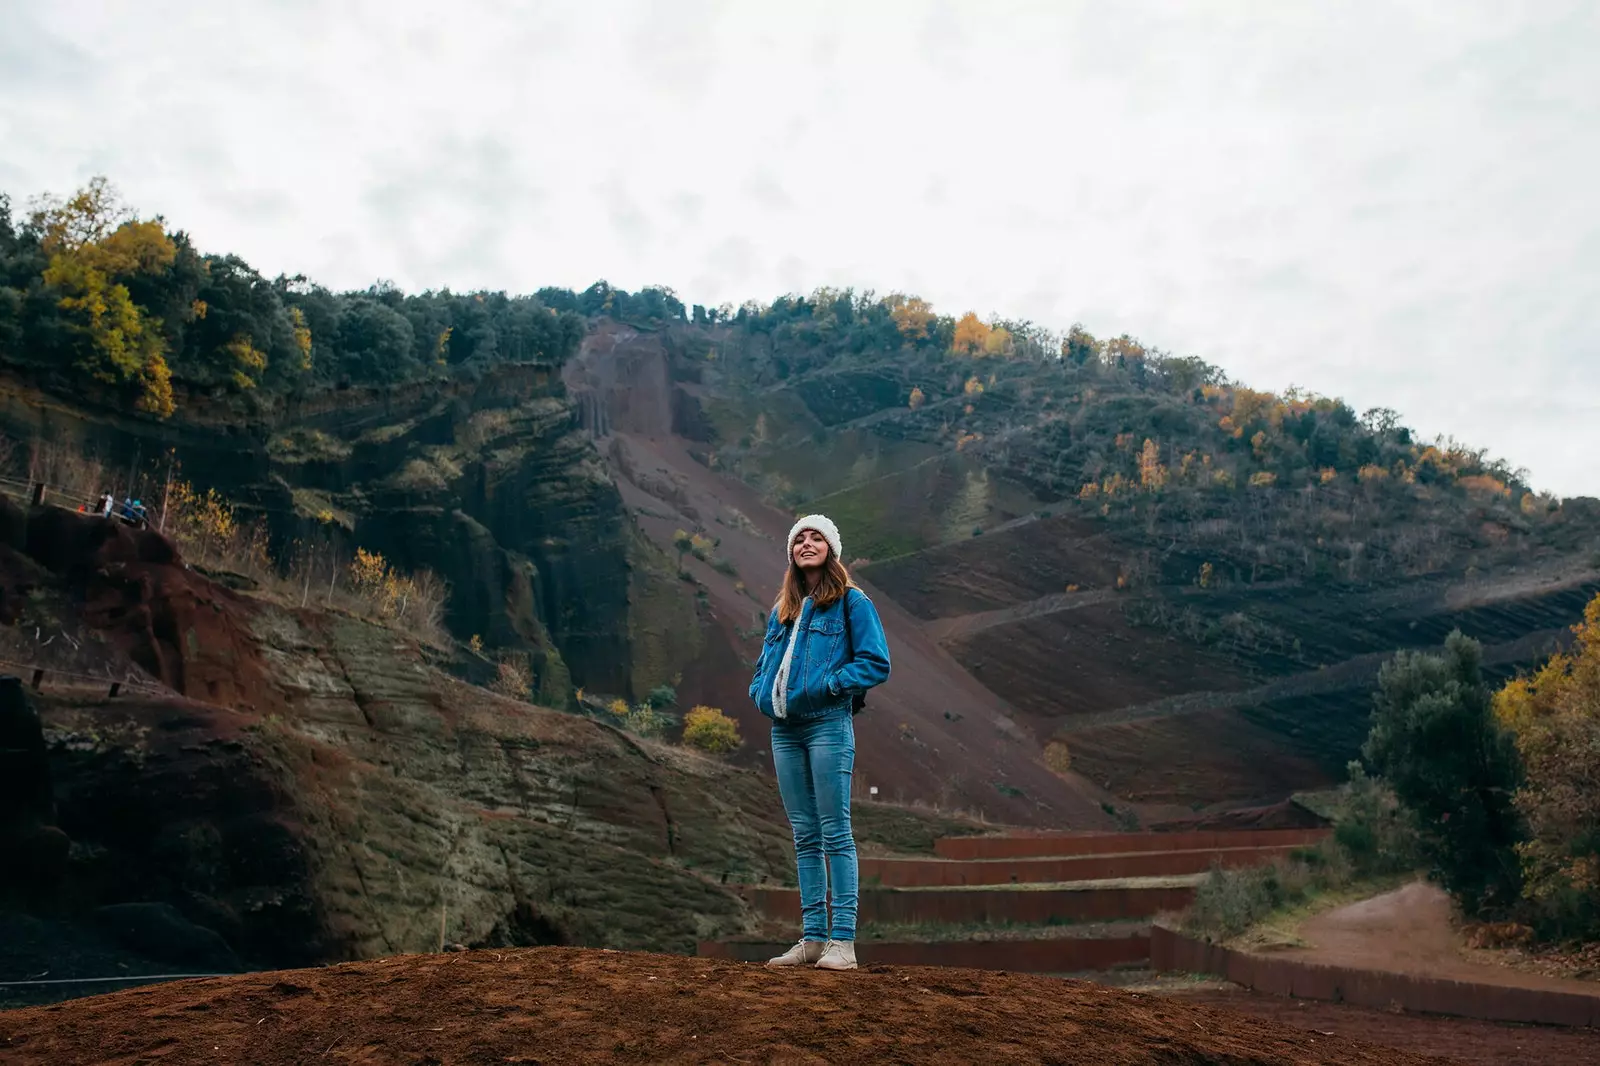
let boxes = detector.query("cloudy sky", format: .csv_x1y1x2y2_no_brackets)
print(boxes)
3,1,1596,495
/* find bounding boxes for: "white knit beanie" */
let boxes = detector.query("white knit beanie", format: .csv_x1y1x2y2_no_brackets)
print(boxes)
786,514,842,565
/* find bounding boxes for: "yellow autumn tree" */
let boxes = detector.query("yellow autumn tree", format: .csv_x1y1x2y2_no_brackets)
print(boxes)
1138,439,1166,491
951,312,991,355
885,294,935,341
288,307,313,371
908,386,926,409
983,326,1012,357
349,547,389,598
32,177,177,416
1493,594,1600,936
165,479,238,566
223,334,268,390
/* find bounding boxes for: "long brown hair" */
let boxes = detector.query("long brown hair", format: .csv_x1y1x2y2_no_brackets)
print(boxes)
775,550,856,625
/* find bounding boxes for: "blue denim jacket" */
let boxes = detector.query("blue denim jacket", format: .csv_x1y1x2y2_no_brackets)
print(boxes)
749,588,892,722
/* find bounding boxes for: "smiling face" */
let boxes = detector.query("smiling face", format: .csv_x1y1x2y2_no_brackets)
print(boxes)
791,527,830,573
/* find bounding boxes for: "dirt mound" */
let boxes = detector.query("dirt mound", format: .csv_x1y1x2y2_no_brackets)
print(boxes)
0,947,1451,1065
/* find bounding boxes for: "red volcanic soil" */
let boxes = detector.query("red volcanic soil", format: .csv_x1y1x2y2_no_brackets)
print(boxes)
0,947,1454,1066
1167,986,1600,1066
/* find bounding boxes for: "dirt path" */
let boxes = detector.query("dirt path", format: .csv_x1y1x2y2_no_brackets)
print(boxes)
0,947,1454,1065
923,587,1116,643
1285,882,1600,997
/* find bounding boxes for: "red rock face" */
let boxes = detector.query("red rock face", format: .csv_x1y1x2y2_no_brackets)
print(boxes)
21,506,277,713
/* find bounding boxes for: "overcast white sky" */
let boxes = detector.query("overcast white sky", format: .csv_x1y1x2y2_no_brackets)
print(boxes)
3,1,1596,495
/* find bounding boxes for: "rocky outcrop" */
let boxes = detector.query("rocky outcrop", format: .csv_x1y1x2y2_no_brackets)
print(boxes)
0,361,697,703
6,505,792,970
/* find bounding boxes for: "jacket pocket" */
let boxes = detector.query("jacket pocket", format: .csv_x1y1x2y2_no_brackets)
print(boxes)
753,628,786,713
800,617,844,707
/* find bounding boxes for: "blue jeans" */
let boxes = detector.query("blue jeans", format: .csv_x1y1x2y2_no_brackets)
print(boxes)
771,712,858,941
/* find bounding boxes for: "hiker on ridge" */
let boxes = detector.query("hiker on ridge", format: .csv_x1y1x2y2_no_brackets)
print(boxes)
749,514,890,972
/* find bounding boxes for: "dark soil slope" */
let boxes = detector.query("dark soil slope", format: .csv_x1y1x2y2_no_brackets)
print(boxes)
0,947,1453,1066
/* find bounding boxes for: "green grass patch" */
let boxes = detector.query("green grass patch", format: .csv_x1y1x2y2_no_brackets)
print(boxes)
853,802,990,856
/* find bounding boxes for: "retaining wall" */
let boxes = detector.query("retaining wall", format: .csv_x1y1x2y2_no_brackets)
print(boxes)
1151,926,1600,1028
934,828,1327,861
739,884,1195,925
698,934,1150,972
860,845,1303,888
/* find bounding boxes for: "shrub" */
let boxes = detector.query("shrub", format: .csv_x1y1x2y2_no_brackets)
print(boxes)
646,684,678,709
623,702,671,738
1043,740,1072,777
1328,761,1420,877
489,658,532,701
682,705,741,754
1185,858,1317,941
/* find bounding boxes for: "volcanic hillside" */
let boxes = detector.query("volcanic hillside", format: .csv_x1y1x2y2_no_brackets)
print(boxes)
642,298,1600,812
4,178,1597,818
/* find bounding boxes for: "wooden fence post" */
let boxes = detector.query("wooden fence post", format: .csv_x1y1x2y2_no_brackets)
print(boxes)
30,668,44,689
31,482,44,506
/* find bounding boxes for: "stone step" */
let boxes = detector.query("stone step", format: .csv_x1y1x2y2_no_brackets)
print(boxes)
698,933,1150,973
933,828,1327,861
737,876,1201,925
861,844,1303,888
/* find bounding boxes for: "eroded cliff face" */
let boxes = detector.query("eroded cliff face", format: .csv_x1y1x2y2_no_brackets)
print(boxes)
2,504,790,971
0,361,699,703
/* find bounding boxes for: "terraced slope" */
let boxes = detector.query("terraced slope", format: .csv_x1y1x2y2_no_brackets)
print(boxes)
702,827,1323,974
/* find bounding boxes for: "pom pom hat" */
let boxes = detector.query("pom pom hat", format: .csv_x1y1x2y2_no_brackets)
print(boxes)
786,514,842,564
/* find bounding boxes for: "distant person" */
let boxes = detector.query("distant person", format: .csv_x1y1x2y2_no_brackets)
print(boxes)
99,493,114,517
749,514,890,972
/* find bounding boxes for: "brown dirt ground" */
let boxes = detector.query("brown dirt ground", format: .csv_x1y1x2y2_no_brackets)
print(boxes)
0,947,1455,1066
1165,986,1600,1066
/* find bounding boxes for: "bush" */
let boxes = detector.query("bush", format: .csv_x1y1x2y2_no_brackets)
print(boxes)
1363,630,1524,916
682,705,741,755
623,703,671,739
1185,858,1317,941
488,658,532,701
1494,593,1600,939
646,684,678,709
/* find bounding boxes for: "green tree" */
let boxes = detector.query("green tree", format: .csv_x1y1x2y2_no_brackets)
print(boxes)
1363,631,1524,915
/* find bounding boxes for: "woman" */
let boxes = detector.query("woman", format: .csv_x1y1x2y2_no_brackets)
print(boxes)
749,514,890,971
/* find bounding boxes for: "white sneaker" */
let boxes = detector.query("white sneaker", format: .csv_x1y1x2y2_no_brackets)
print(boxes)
814,940,857,970
766,939,826,967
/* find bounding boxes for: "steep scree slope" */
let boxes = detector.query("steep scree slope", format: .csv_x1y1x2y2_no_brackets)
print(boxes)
564,322,1118,828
